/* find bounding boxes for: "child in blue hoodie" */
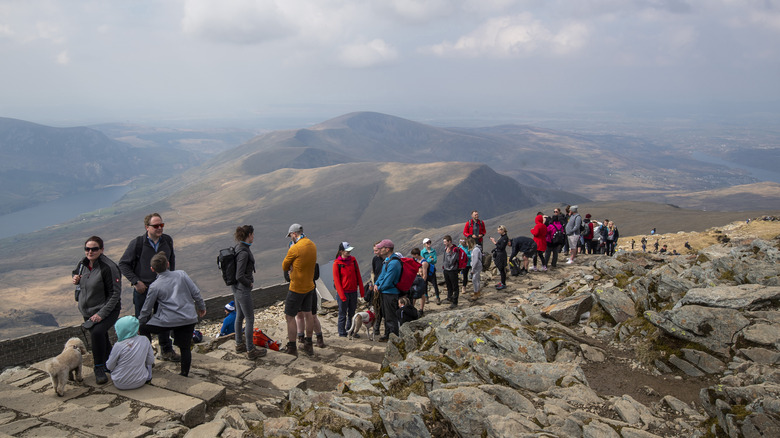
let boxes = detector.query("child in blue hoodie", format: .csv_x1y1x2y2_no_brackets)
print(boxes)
220,301,237,336
106,316,155,390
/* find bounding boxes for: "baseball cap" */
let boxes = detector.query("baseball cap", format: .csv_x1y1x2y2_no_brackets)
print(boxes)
375,239,394,249
286,223,303,237
423,238,431,244
339,241,354,252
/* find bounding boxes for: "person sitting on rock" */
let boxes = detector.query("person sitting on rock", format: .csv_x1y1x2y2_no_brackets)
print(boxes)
106,315,154,390
219,301,236,337
397,297,419,327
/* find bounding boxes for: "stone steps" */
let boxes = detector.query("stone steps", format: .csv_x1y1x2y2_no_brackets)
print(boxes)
0,326,385,437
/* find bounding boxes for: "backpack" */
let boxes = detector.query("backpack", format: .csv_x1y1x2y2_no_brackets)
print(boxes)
509,257,522,276
551,225,566,246
217,246,243,286
252,328,281,351
454,246,468,270
482,252,492,270
410,275,427,299
388,255,422,293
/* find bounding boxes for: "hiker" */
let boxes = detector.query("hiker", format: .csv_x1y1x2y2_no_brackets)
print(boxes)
530,213,548,271
489,225,509,290
138,253,206,377
106,316,154,390
583,214,596,254
409,247,429,316
510,235,537,275
118,213,178,363
545,214,565,268
420,238,441,304
565,205,583,264
605,221,620,256
466,237,482,297
463,210,486,248
72,235,122,385
458,237,471,293
373,239,402,340
370,241,386,339
231,225,265,360
441,235,463,309
333,241,365,338
641,237,648,252
282,223,318,356
219,301,236,336
397,297,419,327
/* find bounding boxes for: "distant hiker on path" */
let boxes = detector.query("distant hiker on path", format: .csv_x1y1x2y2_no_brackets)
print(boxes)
421,238,441,304
119,212,178,363
641,237,647,252
463,210,486,248
282,223,318,356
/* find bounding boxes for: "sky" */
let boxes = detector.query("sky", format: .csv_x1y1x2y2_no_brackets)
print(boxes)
1,0,779,127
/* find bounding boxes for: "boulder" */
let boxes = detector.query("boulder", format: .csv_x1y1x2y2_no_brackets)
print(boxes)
469,353,588,393
676,284,780,310
645,305,751,356
593,286,636,323
541,294,594,325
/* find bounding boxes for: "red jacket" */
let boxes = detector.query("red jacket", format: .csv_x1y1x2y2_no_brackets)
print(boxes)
531,214,548,252
463,219,487,244
332,255,365,301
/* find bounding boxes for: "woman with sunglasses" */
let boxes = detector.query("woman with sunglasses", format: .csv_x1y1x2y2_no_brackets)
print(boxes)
71,236,122,385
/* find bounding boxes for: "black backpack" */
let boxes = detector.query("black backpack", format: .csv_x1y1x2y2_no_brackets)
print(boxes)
509,257,522,276
217,246,242,286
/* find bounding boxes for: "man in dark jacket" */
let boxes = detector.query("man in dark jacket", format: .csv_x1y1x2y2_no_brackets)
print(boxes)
119,212,178,361
509,236,537,274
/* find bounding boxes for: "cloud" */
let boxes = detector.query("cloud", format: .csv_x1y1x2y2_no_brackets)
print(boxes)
181,0,296,44
338,39,399,68
56,50,69,65
424,13,589,58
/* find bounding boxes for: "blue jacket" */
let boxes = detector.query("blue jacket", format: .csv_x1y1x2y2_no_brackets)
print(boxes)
375,256,402,295
220,311,236,336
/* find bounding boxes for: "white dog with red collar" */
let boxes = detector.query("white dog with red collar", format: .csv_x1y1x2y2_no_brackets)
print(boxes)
347,307,376,341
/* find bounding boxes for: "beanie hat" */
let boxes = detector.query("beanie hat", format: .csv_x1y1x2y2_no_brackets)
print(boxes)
115,316,139,342
225,301,235,311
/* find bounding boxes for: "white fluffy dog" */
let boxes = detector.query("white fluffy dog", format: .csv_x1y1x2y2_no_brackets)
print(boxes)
45,337,87,396
347,307,376,341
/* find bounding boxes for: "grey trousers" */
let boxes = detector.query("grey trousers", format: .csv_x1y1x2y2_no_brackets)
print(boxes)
232,284,255,350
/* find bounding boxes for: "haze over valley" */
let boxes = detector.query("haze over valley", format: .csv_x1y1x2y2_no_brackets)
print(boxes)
1,112,779,339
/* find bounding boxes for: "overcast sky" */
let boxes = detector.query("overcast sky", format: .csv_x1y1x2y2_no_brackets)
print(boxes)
1,0,779,127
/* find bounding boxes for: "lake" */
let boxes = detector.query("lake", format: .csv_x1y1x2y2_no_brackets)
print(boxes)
691,151,780,184
0,185,133,239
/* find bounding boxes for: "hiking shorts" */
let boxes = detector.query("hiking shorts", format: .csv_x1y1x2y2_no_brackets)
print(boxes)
567,235,579,250
285,289,315,317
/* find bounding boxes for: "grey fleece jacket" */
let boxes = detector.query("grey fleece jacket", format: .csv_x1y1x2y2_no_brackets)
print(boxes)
138,270,205,327
76,254,122,319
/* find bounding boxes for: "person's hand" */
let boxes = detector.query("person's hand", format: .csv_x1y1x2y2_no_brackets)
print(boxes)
72,275,80,285
90,314,102,323
197,308,207,318
135,281,147,294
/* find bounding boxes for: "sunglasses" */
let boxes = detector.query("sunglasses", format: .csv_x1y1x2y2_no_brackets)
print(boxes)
84,246,101,252
148,223,165,229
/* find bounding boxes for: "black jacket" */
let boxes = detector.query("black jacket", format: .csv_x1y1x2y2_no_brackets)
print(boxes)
118,234,175,286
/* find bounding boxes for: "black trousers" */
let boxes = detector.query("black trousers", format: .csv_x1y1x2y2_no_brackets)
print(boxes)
381,294,400,337
426,268,441,298
84,306,120,367
494,251,507,284
141,323,195,376
443,269,460,305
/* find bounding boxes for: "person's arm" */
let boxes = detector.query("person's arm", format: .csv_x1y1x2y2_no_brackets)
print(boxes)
97,259,122,320
332,261,347,301
138,285,158,325
182,272,207,317
421,261,429,281
478,220,486,239
235,248,252,288
106,346,119,372
463,221,471,238
355,259,365,298
118,238,140,286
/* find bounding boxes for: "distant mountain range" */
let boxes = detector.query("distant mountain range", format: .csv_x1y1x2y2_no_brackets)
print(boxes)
1,111,779,340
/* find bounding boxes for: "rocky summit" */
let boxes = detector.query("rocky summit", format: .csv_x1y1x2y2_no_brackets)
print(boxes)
0,219,779,437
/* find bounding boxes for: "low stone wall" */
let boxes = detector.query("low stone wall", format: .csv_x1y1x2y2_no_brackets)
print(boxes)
0,283,289,370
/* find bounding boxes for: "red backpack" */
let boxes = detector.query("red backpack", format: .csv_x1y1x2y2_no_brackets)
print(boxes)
389,255,422,292
454,246,468,270
253,329,280,351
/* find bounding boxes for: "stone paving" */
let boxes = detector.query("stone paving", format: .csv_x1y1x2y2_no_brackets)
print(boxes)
0,305,390,437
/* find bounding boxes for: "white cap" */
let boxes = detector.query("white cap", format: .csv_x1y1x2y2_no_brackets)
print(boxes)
423,238,431,244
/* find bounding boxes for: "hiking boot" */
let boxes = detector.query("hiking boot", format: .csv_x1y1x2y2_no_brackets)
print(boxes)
247,347,267,360
235,343,247,353
316,334,326,348
436,297,441,305
94,365,108,385
495,283,506,290
449,303,457,309
419,309,425,318
161,350,181,362
297,334,305,345
283,341,298,356
302,338,314,356
378,335,389,342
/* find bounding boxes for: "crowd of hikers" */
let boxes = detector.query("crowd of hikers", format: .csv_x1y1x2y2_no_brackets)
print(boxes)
69,205,637,388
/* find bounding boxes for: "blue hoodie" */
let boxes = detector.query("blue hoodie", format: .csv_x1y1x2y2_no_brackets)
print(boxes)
375,256,402,295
